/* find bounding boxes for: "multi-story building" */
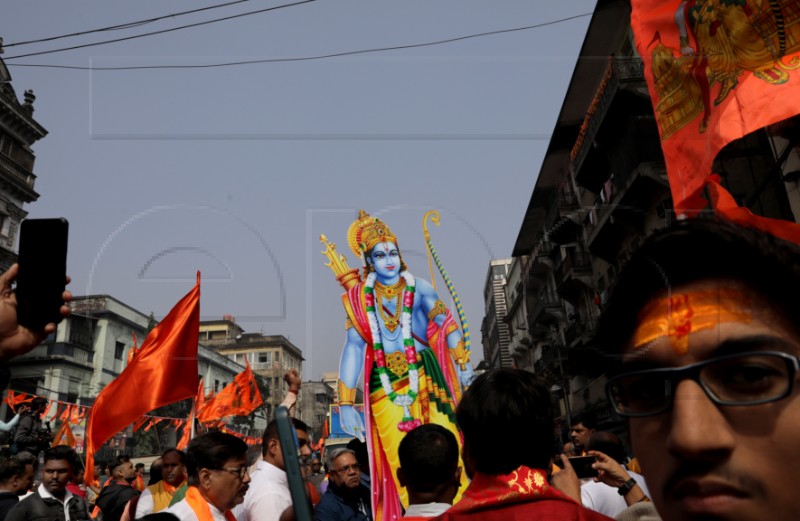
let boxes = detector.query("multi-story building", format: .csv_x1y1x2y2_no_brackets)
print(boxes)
299,380,334,439
509,0,800,429
5,295,244,407
200,319,304,419
480,259,513,369
0,57,46,272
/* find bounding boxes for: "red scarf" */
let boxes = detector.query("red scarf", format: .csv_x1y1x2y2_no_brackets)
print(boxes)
184,486,236,521
446,466,573,514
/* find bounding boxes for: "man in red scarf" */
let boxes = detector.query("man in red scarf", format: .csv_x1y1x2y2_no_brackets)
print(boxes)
433,369,612,521
166,432,250,521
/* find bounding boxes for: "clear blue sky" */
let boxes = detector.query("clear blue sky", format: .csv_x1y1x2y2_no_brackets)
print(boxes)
2,0,595,378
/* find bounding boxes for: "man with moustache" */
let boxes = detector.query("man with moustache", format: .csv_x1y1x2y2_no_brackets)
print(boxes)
5,446,90,521
136,449,187,517
597,218,800,521
315,448,371,521
167,432,251,521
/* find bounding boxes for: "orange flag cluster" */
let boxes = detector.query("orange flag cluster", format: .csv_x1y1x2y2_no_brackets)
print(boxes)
196,359,263,424
629,0,800,243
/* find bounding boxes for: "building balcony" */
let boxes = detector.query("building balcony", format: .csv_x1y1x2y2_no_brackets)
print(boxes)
587,162,669,262
555,250,593,302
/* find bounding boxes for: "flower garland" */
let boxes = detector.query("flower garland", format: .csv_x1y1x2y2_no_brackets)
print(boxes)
364,271,422,432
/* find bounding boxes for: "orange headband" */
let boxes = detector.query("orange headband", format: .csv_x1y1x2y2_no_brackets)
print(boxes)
632,288,752,355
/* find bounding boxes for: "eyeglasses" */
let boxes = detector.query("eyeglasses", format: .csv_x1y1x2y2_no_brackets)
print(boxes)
215,466,249,479
333,463,360,475
606,351,800,417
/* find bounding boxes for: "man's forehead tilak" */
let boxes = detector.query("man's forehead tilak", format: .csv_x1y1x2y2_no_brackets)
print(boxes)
632,288,752,355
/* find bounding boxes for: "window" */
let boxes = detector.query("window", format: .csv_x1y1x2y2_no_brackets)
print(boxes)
114,341,125,360
258,352,271,364
214,380,220,392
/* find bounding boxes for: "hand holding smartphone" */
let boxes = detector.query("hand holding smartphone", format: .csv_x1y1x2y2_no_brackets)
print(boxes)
16,218,69,332
568,455,599,479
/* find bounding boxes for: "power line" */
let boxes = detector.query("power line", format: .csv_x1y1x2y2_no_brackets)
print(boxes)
3,0,318,60
7,12,593,71
2,0,254,48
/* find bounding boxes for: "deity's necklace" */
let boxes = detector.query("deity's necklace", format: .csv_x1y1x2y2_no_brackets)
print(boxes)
364,271,422,432
374,279,404,337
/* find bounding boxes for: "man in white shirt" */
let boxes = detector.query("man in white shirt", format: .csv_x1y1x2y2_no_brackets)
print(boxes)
167,432,251,521
233,417,311,521
579,432,650,518
5,446,91,521
397,424,461,518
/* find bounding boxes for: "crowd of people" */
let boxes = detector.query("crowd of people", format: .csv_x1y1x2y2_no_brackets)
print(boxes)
0,216,798,521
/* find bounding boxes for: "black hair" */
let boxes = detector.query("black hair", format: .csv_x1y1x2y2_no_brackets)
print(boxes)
457,368,554,475
398,424,458,493
43,446,76,472
596,218,800,367
0,456,25,483
585,432,626,464
138,514,179,521
15,452,38,473
570,411,597,430
161,448,186,463
185,431,248,485
30,397,47,410
135,463,145,469
345,438,368,470
261,417,309,453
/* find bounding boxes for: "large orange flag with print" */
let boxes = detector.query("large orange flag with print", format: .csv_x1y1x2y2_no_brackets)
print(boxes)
630,0,800,242
84,274,200,485
196,359,263,423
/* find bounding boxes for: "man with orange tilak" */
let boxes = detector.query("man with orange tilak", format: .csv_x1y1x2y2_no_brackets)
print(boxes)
596,218,800,521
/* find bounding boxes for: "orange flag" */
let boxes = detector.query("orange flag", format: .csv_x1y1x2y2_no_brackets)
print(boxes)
195,379,206,416
132,417,149,432
176,421,192,451
197,360,263,423
52,421,76,448
126,332,139,365
630,0,800,240
84,274,201,486
70,406,87,425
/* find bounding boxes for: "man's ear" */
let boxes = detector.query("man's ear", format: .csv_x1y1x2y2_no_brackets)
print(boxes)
199,468,212,490
396,467,406,488
268,438,281,457
453,466,462,486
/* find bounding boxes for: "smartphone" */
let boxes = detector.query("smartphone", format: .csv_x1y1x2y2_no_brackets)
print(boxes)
276,406,313,521
568,455,599,479
16,218,69,331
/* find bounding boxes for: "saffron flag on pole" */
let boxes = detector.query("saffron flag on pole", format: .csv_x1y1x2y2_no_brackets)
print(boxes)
629,0,800,242
84,274,201,486
197,359,263,423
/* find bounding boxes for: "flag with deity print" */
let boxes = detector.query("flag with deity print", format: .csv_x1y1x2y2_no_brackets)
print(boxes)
629,0,800,242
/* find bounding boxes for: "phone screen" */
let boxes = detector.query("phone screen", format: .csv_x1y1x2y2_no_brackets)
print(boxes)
568,455,599,479
16,218,69,331
276,406,313,521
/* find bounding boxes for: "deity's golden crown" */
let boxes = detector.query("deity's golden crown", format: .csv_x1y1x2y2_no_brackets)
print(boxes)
347,210,398,257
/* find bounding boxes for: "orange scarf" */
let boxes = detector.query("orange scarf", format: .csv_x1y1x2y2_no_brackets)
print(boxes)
184,486,236,521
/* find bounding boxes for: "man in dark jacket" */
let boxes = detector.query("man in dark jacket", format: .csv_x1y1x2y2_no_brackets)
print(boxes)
5,446,90,521
12,399,49,457
95,460,139,521
315,448,371,521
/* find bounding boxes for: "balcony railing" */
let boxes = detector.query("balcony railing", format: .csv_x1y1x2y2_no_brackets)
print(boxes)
0,153,36,189
556,250,592,284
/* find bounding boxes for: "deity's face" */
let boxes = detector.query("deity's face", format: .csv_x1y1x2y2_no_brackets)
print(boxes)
367,241,401,282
